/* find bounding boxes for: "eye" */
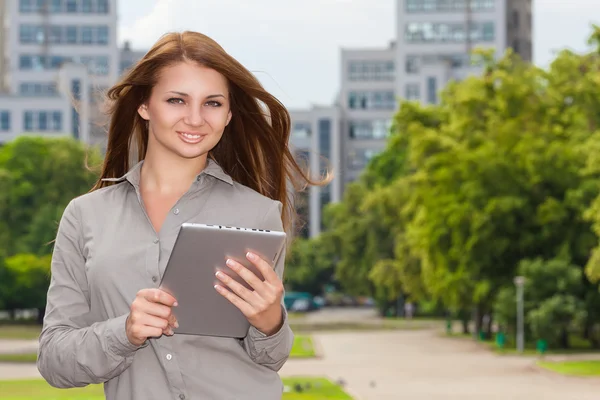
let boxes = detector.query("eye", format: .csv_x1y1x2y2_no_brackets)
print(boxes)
167,97,185,105
206,101,222,107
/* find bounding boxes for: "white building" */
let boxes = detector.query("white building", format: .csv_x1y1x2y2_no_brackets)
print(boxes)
290,0,533,238
0,0,120,146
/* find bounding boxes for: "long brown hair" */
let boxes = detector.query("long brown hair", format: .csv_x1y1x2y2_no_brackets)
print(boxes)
92,31,327,233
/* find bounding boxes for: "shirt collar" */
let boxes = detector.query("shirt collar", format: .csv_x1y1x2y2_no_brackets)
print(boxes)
100,158,234,187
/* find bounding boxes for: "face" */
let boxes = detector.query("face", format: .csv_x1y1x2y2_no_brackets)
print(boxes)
138,61,232,161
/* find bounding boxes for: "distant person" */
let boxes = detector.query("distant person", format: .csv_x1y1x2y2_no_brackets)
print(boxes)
404,302,414,319
37,31,325,399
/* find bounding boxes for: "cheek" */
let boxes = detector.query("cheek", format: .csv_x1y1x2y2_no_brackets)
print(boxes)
149,104,182,129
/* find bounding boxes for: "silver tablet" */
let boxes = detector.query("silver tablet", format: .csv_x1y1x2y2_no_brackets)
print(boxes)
159,223,287,338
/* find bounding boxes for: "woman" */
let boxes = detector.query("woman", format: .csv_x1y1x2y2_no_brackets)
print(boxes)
37,31,322,400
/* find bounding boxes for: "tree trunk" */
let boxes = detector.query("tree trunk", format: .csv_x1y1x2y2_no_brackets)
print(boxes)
559,328,570,349
8,308,15,320
485,314,494,340
461,318,470,334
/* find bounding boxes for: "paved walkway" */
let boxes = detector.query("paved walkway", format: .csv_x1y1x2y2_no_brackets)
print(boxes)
279,330,600,400
2,330,600,399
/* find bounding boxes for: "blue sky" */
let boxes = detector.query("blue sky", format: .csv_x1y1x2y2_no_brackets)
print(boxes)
117,0,600,109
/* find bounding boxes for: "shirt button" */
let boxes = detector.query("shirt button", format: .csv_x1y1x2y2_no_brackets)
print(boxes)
152,276,157,283
153,238,159,244
166,354,172,361
179,395,185,400
173,208,180,215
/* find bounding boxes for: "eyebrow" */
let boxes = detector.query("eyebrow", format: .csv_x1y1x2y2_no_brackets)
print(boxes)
167,91,226,99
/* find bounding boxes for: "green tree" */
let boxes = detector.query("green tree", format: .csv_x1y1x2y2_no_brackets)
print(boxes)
0,136,101,257
2,253,52,323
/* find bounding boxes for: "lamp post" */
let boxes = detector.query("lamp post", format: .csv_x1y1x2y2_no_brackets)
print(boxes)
514,276,526,353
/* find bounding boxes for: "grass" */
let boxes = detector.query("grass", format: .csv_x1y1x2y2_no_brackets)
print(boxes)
445,331,600,355
0,353,37,363
0,325,41,340
537,360,600,376
290,335,317,358
0,378,353,400
290,318,440,333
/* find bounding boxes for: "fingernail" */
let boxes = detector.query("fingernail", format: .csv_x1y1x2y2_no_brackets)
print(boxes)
168,328,174,335
173,302,178,307
246,252,256,260
226,259,234,267
174,321,179,329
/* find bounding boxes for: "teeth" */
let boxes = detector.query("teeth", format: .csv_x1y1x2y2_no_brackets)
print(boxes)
181,133,201,139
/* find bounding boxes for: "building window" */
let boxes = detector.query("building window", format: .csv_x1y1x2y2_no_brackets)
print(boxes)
52,112,63,131
82,26,93,44
48,26,63,44
19,82,57,96
292,122,311,140
97,26,109,45
349,120,391,140
406,21,495,43
347,148,380,170
0,111,10,131
405,83,420,101
348,61,394,81
66,26,78,44
348,91,395,110
482,22,495,41
406,0,495,12
50,0,63,13
82,0,93,13
94,56,109,75
20,0,34,12
406,55,419,73
66,0,78,13
39,112,48,131
427,77,437,104
24,112,34,131
97,0,109,13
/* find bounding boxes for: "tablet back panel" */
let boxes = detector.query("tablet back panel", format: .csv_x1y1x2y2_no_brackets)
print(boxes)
159,223,286,338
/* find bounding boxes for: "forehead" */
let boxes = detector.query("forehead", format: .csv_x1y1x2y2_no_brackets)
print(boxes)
154,61,228,94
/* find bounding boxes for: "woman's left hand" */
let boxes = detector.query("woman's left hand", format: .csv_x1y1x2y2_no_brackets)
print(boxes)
214,252,284,336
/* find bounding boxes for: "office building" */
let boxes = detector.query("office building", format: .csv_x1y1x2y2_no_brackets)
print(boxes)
0,0,122,146
290,0,533,237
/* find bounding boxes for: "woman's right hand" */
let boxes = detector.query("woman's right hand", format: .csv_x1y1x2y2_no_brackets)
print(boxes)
126,288,179,346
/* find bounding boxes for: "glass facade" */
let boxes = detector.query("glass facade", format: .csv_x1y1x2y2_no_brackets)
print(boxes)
20,24,110,45
20,0,109,14
405,21,495,43
0,111,10,131
406,0,495,13
348,60,394,81
20,55,110,76
348,120,391,140
22,111,63,131
348,91,396,111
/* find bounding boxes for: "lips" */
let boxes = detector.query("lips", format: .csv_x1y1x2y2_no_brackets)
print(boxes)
177,131,206,144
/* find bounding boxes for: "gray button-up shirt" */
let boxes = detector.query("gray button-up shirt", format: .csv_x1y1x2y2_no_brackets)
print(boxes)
37,159,294,400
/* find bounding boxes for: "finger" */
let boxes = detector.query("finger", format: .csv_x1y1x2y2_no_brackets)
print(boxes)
246,252,279,284
141,288,178,307
136,299,173,320
136,312,171,331
225,259,266,292
215,270,261,306
132,325,164,341
214,284,254,316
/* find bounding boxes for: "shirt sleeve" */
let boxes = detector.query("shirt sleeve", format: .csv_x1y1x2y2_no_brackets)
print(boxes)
242,200,294,372
37,198,142,388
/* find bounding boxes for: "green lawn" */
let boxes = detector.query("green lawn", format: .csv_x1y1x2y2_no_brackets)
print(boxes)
537,360,600,376
445,332,600,356
0,353,37,363
0,378,353,400
0,325,41,340
291,335,317,358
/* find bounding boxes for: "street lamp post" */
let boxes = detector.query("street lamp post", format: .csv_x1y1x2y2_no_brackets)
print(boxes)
514,276,526,353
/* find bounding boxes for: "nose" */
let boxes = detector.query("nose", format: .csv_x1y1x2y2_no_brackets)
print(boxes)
184,106,205,127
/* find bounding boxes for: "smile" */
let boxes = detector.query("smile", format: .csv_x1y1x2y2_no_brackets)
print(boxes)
177,131,206,144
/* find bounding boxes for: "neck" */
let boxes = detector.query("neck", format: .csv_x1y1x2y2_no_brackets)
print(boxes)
141,145,208,195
